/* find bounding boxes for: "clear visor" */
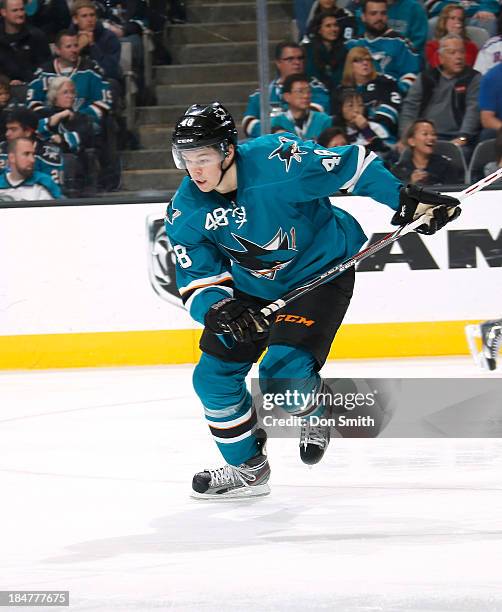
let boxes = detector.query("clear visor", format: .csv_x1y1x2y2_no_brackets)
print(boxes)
172,144,225,170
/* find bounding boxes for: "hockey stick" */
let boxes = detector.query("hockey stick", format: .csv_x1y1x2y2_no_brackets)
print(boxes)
260,166,502,319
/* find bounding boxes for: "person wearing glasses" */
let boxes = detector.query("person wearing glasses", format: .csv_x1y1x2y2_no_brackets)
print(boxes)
242,41,330,138
270,74,333,140
333,46,402,145
345,0,420,94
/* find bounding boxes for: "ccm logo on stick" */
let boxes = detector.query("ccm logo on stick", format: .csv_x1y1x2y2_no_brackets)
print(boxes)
275,314,315,327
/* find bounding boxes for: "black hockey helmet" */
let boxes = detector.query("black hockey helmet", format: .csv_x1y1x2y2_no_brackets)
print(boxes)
172,102,238,169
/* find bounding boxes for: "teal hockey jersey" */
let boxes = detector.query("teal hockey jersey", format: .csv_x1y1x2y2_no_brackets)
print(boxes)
164,134,402,325
242,78,330,138
345,31,421,93
270,110,332,140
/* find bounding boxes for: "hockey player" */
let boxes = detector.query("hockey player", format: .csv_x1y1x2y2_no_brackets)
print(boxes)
466,319,502,370
166,102,461,499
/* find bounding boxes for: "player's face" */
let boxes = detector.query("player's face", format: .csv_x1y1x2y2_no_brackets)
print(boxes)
319,0,335,8
439,38,465,74
445,9,464,35
284,81,311,111
55,83,76,109
5,121,31,141
276,47,305,79
319,16,340,42
182,147,227,192
362,1,387,34
73,7,97,32
1,0,26,27
56,35,80,64
9,140,36,178
408,122,437,156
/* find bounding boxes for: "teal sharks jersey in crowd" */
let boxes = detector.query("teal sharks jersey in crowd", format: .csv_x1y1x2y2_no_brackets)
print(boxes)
242,78,330,138
165,133,402,325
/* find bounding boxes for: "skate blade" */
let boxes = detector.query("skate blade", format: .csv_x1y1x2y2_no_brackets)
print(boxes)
191,483,271,500
465,324,492,370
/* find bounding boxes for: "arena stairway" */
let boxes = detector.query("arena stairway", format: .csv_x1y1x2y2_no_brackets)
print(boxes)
120,0,294,196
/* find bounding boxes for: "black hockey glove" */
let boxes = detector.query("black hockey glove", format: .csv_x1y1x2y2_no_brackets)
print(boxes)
391,184,461,235
205,298,270,343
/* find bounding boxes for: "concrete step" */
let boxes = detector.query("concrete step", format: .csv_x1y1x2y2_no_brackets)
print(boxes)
122,149,173,170
156,81,257,105
122,169,185,191
154,61,273,85
186,1,293,23
138,125,172,148
137,124,247,148
136,102,247,125
171,40,281,64
167,20,290,44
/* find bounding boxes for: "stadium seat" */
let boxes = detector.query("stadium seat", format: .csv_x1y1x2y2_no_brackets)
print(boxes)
434,140,468,183
467,138,496,183
465,26,490,49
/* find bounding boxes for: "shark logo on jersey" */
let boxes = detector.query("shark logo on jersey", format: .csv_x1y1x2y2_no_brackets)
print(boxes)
221,227,297,280
165,198,181,225
268,136,308,172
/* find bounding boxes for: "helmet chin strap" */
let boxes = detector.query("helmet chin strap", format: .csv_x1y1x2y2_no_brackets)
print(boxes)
215,148,235,189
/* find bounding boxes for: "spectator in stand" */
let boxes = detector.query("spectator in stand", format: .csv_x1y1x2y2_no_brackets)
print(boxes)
28,31,112,130
425,0,500,37
302,11,348,90
305,0,357,42
333,46,401,145
270,74,333,139
0,0,51,84
0,74,13,139
346,0,428,54
95,0,149,93
37,76,96,195
426,5,478,69
345,0,420,94
25,0,72,42
0,137,61,200
69,0,122,82
386,0,428,55
317,125,348,146
27,30,120,190
332,88,390,153
37,76,94,152
390,119,463,185
0,107,64,186
242,41,330,138
399,34,481,153
478,61,502,139
474,12,502,73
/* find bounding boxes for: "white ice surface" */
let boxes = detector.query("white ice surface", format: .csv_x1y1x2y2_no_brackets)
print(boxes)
0,357,501,611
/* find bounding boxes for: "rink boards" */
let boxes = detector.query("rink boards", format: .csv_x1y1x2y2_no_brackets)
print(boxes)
0,191,500,368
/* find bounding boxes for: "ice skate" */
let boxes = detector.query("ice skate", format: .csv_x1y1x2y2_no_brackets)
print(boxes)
299,409,331,465
465,319,502,371
192,429,270,499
